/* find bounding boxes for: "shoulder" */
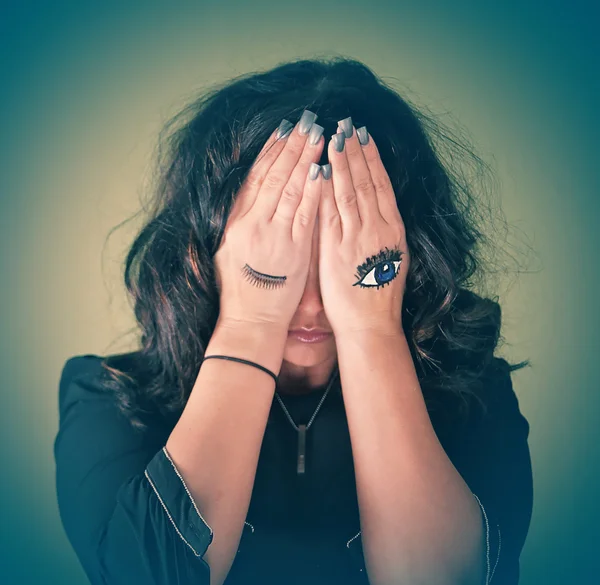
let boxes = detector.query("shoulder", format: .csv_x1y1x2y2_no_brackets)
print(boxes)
55,353,170,459
472,356,529,432
57,353,130,436
447,354,531,469
57,352,174,436
60,353,105,381
430,354,530,457
58,353,109,414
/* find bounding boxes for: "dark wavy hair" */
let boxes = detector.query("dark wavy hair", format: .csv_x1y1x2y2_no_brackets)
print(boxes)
98,56,532,433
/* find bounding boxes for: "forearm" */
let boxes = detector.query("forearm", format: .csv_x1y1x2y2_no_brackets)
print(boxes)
166,318,287,585
336,329,484,585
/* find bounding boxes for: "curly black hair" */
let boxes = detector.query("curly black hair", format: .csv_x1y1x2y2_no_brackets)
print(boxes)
98,56,531,434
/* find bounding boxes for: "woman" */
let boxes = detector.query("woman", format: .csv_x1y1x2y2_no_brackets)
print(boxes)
54,57,533,585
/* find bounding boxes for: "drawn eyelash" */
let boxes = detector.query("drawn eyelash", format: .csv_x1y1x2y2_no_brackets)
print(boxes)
353,246,403,289
241,264,287,289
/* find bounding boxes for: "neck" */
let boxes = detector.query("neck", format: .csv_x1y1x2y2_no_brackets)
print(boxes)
277,357,337,396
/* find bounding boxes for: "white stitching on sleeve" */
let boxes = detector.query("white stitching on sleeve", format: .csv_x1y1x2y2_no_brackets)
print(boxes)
472,493,491,585
144,470,202,557
162,445,214,536
490,525,501,581
346,530,361,549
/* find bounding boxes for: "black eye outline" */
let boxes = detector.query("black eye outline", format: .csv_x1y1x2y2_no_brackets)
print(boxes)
353,246,403,290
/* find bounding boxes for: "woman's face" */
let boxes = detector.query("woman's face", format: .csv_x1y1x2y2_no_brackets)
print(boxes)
280,216,338,389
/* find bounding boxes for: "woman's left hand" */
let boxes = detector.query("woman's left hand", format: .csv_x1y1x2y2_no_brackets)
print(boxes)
318,119,410,337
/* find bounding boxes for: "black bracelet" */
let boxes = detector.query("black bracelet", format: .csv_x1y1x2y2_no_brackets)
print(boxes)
202,355,278,385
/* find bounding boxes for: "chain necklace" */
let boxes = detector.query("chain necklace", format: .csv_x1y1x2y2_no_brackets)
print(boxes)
274,367,340,475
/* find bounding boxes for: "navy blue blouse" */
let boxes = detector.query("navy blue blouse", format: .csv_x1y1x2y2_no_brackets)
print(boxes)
54,354,533,585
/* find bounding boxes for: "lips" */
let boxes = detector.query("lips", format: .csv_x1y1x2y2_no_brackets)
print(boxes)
288,329,333,343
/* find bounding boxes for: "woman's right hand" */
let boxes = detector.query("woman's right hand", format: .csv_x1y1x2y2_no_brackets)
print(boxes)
214,110,325,330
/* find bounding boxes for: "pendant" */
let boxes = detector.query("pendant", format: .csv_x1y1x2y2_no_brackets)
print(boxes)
297,424,306,474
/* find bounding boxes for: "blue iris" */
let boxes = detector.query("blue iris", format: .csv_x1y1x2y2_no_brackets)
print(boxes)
375,262,396,284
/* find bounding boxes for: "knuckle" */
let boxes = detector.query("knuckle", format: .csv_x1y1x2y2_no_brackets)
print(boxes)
389,201,402,221
295,209,312,228
323,213,340,230
285,137,304,157
281,182,302,202
373,175,391,194
394,217,406,234
263,172,283,191
244,170,262,190
243,207,262,226
338,190,356,206
354,176,374,195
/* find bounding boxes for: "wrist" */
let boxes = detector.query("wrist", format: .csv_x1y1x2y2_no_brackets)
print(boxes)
208,318,289,376
216,316,290,338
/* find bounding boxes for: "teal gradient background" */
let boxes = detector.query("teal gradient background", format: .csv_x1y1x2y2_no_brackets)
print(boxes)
1,1,598,583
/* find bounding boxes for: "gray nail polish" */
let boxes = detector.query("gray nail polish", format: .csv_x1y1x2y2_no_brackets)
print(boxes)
332,132,345,153
276,119,294,140
357,126,369,145
338,117,353,139
298,109,318,135
321,164,332,180
308,162,321,180
308,123,324,146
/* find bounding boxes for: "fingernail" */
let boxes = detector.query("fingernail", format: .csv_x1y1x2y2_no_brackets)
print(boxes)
331,132,345,153
308,162,321,180
298,109,318,135
321,164,332,180
357,126,369,145
276,119,294,140
338,117,353,139
308,123,324,146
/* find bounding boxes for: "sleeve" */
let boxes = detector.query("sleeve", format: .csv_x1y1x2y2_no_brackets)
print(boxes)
458,357,534,585
53,355,214,585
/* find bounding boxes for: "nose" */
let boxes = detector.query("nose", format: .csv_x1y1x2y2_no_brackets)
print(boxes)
296,219,323,311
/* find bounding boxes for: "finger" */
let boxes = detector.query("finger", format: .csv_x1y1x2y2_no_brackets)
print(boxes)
358,127,403,226
328,127,360,238
318,163,341,245
273,122,325,225
253,109,319,220
292,162,322,242
230,121,292,222
337,117,380,227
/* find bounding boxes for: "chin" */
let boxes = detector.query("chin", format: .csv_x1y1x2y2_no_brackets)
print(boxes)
283,340,334,367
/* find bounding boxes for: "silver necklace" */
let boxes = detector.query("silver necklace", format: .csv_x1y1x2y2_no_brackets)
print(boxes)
274,368,339,475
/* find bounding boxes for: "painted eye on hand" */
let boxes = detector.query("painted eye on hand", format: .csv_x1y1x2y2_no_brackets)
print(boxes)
354,260,401,289
353,246,404,290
